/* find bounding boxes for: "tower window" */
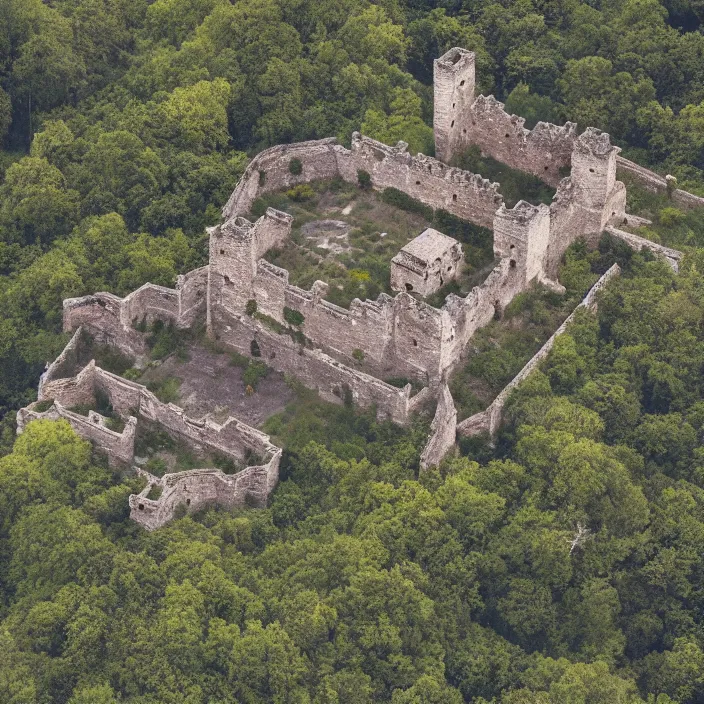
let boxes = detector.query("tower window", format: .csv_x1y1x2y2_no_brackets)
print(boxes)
451,120,454,127
452,194,457,202
460,80,465,87
405,283,413,292
589,168,595,173
412,339,418,346
220,249,225,255
510,259,516,268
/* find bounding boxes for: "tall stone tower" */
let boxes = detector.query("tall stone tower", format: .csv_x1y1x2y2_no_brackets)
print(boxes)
433,47,475,164
493,201,551,286
570,127,625,234
208,216,258,319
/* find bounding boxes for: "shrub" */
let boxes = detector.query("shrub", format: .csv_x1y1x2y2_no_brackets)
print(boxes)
434,208,492,250
352,348,365,362
250,339,261,357
357,169,372,189
146,485,163,500
381,187,434,220
658,206,686,227
147,377,181,403
243,360,268,389
230,351,250,368
34,399,55,413
283,307,305,326
286,184,314,201
250,198,267,218
289,158,303,175
245,299,257,316
258,170,266,186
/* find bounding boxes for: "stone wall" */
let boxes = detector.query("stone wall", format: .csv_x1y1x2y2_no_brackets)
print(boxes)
18,392,137,469
63,267,209,360
457,264,621,438
129,463,279,531
616,156,704,210
211,305,423,424
38,327,85,398
222,134,504,230
419,383,457,470
18,356,282,527
605,225,683,272
433,47,577,185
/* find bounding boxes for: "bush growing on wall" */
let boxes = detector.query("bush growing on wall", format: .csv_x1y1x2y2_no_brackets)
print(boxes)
289,158,303,175
357,169,372,189
284,307,305,327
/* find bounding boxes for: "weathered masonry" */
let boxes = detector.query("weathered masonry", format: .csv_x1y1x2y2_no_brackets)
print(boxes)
18,46,690,527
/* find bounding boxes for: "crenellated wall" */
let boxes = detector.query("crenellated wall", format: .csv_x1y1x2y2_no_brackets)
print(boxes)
222,134,504,230
433,48,577,185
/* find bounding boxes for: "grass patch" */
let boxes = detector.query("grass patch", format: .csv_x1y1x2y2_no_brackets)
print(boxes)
453,146,556,208
34,399,55,413
146,377,181,403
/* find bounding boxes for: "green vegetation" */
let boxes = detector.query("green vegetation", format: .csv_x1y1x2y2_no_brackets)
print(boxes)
148,320,190,362
262,180,495,309
146,377,182,404
230,352,270,391
283,306,305,327
454,146,556,208
4,0,704,701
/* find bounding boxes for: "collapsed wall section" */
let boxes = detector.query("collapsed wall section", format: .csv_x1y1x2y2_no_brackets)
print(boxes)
419,383,457,470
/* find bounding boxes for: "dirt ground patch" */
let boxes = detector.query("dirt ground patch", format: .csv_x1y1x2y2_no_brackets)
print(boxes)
137,343,295,428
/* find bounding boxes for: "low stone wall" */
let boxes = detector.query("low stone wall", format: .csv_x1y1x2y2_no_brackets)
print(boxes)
419,384,457,470
211,305,423,425
18,358,282,523
616,156,704,211
605,226,683,272
129,461,280,531
457,264,621,438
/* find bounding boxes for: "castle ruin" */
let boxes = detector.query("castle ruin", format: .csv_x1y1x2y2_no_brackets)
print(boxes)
18,47,689,527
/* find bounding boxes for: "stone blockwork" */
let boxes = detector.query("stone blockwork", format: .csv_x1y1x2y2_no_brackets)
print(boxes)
18,345,281,528
64,266,208,360
434,48,577,186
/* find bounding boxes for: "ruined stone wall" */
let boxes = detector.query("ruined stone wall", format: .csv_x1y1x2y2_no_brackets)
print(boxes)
38,327,85,398
338,134,503,229
222,134,504,231
211,305,420,424
433,48,576,185
64,293,148,359
129,461,279,531
63,269,209,361
605,226,683,272
419,384,457,470
18,398,137,468
39,358,98,406
616,156,704,210
223,139,340,218
457,264,621,438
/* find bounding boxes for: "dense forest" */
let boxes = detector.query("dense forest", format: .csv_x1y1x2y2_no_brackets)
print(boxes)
2,0,704,702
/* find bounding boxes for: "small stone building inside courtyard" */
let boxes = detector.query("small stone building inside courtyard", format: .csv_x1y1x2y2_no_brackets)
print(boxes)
390,228,463,296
